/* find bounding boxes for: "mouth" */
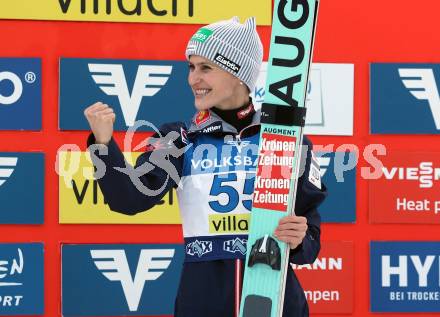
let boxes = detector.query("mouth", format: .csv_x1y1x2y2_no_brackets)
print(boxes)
194,89,211,98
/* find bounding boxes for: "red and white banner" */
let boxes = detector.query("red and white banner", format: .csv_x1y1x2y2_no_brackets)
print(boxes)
369,151,440,223
292,241,354,314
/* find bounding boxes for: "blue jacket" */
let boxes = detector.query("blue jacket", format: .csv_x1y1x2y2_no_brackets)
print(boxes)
88,109,327,316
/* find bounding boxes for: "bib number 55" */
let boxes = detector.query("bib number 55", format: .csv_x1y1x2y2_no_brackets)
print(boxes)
208,173,255,213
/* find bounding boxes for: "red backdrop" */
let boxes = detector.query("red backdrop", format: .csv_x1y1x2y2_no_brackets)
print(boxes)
1,0,440,316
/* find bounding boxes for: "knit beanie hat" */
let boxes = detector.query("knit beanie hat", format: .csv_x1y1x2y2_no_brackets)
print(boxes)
185,16,263,92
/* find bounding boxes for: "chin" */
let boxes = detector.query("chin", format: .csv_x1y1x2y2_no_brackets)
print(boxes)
194,100,214,111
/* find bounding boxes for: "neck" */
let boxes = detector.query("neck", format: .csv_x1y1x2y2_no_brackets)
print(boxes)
211,99,255,132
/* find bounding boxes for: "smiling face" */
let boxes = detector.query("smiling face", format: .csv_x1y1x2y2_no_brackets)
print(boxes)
188,55,249,111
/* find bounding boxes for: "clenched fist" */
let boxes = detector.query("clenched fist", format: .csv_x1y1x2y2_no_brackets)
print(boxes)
84,102,116,145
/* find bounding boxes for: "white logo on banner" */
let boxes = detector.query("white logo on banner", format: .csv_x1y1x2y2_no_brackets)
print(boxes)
381,255,435,287
0,248,24,287
0,72,23,105
0,157,18,187
292,257,343,270
89,64,173,126
252,63,354,136
91,249,174,311
399,68,440,129
382,161,440,188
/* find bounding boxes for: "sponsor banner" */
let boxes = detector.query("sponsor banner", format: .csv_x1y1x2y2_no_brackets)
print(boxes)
369,151,440,224
60,59,354,134
371,241,440,312
316,151,356,223
0,243,44,315
59,58,196,131
252,63,354,135
62,244,184,316
0,1,271,25
0,153,44,224
292,241,353,314
371,63,440,134
253,132,296,212
0,58,41,130
58,151,180,223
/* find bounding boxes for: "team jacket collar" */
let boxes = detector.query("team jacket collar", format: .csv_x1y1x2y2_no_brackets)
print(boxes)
187,107,261,135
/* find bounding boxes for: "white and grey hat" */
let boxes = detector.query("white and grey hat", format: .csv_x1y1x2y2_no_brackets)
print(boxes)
185,16,263,92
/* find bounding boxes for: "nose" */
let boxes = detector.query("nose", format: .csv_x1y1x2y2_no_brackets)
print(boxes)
188,68,201,87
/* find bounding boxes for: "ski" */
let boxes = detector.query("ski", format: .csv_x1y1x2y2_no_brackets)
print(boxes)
239,1,320,317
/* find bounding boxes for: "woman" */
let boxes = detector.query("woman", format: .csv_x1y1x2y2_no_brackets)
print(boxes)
84,17,326,317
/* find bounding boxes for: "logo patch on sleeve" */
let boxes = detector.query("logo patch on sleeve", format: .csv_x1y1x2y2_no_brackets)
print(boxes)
309,151,322,189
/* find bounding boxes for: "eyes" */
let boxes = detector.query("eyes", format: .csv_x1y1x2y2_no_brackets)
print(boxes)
188,63,212,72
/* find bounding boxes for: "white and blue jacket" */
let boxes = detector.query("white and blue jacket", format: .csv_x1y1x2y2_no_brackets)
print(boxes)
88,108,327,317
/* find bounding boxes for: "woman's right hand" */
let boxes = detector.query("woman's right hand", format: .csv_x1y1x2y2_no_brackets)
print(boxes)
84,102,116,145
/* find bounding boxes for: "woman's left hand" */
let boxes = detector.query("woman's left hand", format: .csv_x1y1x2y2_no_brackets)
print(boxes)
273,215,308,250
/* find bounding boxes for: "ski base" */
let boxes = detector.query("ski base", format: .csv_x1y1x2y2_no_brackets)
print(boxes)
243,295,272,317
